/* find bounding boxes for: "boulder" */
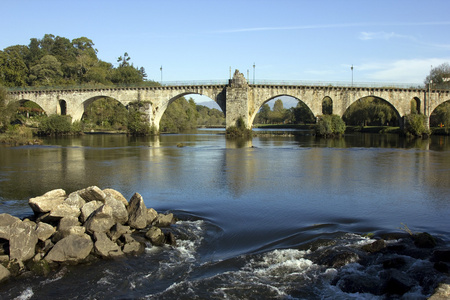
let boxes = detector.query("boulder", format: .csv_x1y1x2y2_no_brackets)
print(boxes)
49,202,81,219
45,234,93,263
65,192,86,209
105,195,128,224
93,232,123,258
108,223,132,242
0,264,10,282
80,200,103,223
121,233,145,255
361,239,386,253
127,193,148,229
28,189,66,214
35,222,56,242
382,269,415,295
147,208,158,225
414,232,437,248
145,226,165,246
103,188,128,207
0,213,21,240
78,186,106,203
84,205,115,234
9,221,38,261
52,217,85,242
153,213,176,227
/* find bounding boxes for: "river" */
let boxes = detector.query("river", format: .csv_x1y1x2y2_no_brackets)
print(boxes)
0,129,449,299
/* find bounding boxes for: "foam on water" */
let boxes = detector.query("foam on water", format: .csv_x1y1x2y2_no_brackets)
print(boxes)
13,287,33,300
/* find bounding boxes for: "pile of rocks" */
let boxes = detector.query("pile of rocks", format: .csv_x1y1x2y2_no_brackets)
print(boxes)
0,186,177,282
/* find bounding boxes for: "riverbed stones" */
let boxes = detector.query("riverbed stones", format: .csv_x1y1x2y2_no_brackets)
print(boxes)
9,220,38,261
0,264,11,282
0,186,178,280
84,204,115,234
104,188,128,207
35,222,55,242
45,234,93,263
80,200,103,223
28,189,66,213
78,186,106,203
127,193,148,229
145,226,165,246
93,232,123,258
0,213,21,240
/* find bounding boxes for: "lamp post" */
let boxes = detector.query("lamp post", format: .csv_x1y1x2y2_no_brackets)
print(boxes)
160,66,163,85
247,69,249,83
253,63,255,84
351,64,353,87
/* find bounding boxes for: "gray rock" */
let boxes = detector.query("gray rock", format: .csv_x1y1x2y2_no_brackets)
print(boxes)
93,232,123,258
127,193,148,229
65,192,86,209
103,188,128,207
153,213,176,227
121,233,145,255
78,186,106,203
9,221,38,261
49,202,81,219
45,234,93,263
108,223,132,242
0,264,10,282
52,217,84,242
28,189,66,213
84,205,115,234
80,200,103,223
147,208,158,226
105,195,128,224
0,213,21,240
145,226,165,246
35,222,56,242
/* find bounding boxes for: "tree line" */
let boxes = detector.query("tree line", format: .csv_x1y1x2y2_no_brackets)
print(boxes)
0,34,153,87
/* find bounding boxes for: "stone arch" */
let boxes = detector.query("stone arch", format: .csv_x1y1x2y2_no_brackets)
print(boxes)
322,96,333,115
430,99,450,127
410,97,421,114
17,99,46,118
248,95,313,127
70,95,125,122
59,100,67,115
342,96,401,126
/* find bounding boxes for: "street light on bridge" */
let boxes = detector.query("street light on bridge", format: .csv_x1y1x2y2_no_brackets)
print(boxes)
160,66,163,85
351,64,353,87
253,63,255,84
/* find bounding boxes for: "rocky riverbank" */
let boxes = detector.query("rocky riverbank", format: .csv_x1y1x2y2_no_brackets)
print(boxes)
0,186,177,281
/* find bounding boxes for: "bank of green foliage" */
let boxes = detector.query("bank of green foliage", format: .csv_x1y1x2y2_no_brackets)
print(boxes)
0,34,155,88
226,117,253,138
315,115,346,137
37,115,81,136
82,97,128,131
430,102,450,134
403,114,430,137
159,97,225,133
343,96,399,126
254,99,315,125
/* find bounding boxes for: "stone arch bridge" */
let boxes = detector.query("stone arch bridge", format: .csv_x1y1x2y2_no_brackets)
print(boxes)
8,70,450,130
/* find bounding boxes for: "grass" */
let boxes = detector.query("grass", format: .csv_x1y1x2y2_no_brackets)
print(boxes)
0,126,42,146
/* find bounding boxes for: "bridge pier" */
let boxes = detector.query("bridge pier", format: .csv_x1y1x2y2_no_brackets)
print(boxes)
225,70,251,129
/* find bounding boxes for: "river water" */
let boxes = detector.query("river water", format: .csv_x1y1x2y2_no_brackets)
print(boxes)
0,129,449,299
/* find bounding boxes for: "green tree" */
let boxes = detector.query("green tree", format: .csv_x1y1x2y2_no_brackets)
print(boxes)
404,114,429,137
29,55,63,85
343,97,398,126
0,46,29,86
0,87,19,131
315,114,346,137
424,63,450,89
160,97,198,132
292,101,315,124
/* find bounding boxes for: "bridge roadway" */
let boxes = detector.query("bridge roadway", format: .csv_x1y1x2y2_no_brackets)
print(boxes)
8,70,450,130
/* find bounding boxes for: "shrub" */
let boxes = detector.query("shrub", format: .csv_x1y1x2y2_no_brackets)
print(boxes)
403,114,430,137
127,111,155,136
315,114,346,137
226,117,253,137
37,115,73,135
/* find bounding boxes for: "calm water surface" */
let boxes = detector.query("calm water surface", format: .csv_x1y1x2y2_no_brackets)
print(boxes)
0,130,449,299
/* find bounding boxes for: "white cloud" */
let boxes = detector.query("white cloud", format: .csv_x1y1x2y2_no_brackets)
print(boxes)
359,31,415,41
364,58,450,83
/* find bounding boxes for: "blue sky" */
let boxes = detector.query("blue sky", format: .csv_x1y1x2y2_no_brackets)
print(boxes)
1,0,450,86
